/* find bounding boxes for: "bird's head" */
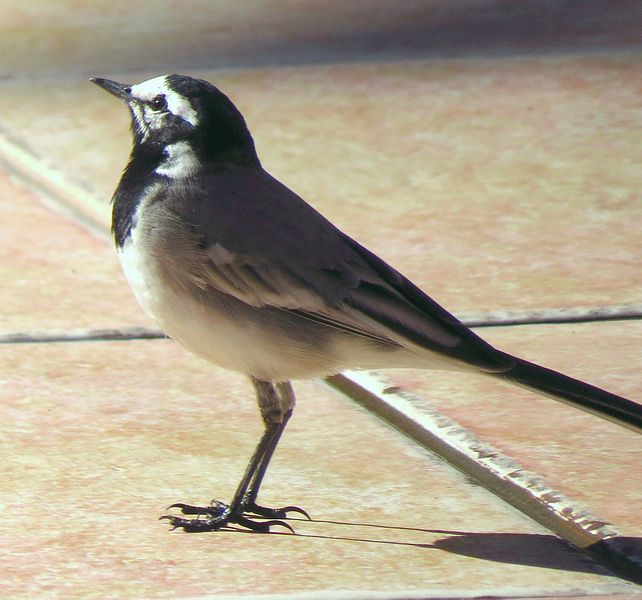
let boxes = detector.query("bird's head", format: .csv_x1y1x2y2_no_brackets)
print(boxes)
91,74,258,169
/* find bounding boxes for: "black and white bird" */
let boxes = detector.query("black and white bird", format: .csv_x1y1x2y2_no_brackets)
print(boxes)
91,74,641,533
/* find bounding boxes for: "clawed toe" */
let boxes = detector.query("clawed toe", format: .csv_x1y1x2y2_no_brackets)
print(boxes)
161,499,300,533
234,514,296,534
160,510,295,534
159,513,228,533
277,505,311,520
246,502,311,521
166,500,228,517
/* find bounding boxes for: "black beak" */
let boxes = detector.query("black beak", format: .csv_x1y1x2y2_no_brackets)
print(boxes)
90,77,132,101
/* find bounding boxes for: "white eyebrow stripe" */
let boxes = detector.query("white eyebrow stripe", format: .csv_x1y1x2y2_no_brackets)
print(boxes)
130,75,199,126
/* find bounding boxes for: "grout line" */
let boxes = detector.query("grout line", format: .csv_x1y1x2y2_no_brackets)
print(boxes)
0,327,165,344
325,371,642,585
2,308,641,345
459,305,642,327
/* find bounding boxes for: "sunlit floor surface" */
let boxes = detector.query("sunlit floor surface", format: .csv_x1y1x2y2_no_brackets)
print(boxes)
1,20,641,600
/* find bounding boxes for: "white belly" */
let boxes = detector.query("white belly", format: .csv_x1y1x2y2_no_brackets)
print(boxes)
117,229,344,380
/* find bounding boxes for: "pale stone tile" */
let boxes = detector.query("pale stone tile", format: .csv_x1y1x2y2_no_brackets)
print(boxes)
1,340,634,597
0,171,152,334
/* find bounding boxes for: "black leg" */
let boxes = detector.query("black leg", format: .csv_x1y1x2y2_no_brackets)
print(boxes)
243,383,310,520
244,410,290,509
161,378,308,533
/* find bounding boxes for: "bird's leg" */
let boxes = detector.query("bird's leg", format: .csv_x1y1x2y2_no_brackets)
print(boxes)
161,378,305,533
243,381,310,520
162,417,290,533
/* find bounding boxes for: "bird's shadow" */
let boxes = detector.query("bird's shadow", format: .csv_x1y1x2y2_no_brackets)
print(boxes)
259,517,640,579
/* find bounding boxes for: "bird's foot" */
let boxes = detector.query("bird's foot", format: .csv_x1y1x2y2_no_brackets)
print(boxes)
160,498,308,533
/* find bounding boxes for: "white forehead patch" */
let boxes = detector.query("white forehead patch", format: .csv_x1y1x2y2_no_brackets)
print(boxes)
130,75,199,126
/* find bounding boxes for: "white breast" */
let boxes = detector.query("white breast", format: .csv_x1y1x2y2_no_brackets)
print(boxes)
117,219,332,380
118,234,166,323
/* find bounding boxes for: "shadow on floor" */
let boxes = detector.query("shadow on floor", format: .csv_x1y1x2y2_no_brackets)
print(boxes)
436,531,642,585
267,519,637,579
431,530,600,573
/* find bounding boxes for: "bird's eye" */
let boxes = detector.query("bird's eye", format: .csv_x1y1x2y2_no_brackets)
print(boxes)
150,94,167,111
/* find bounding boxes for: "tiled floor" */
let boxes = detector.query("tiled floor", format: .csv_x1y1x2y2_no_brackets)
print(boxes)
3,339,632,598
1,6,642,598
0,172,148,334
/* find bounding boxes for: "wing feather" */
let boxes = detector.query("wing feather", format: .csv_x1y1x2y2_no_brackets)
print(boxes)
159,167,510,372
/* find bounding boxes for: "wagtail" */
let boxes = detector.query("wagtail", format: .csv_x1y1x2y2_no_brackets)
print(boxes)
91,74,642,533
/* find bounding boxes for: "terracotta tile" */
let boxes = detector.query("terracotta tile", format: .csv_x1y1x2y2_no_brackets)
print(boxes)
1,340,636,598
1,54,641,316
387,320,642,538
0,170,153,334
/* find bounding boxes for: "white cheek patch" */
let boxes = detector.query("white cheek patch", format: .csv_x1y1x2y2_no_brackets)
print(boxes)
130,75,199,126
129,103,150,141
155,141,200,179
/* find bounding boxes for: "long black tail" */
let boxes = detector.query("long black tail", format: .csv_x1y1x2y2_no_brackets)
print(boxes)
493,353,642,434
